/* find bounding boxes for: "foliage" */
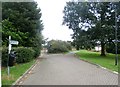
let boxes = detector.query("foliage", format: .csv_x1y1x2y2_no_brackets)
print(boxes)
63,1,120,56
2,2,43,47
1,47,8,67
32,47,40,58
47,40,72,53
15,47,35,63
64,41,72,50
2,19,26,46
106,42,120,54
1,47,35,66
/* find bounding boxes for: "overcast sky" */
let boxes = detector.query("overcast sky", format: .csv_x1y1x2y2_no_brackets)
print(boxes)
34,0,73,41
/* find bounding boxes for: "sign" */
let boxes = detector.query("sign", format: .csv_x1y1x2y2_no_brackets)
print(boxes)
112,40,120,43
10,40,19,45
8,36,19,76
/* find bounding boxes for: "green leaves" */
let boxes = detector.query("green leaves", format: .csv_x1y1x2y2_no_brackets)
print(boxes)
2,2,43,47
63,1,120,55
47,40,72,53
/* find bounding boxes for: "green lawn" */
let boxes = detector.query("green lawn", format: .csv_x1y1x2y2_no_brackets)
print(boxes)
2,60,35,86
76,50,119,72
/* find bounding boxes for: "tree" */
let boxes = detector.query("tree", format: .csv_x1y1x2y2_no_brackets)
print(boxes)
2,2,43,47
87,2,120,56
47,40,72,53
63,2,96,50
63,1,120,56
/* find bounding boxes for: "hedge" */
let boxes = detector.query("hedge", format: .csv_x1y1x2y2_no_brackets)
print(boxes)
2,47,39,67
15,47,35,63
1,48,8,67
32,47,41,58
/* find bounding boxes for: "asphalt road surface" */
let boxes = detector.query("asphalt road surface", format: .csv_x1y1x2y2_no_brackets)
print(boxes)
21,53,118,85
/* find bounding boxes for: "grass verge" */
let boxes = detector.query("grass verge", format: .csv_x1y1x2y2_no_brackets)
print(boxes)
76,50,119,72
2,60,35,86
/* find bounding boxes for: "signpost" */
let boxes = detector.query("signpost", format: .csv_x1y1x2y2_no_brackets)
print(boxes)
8,36,19,76
10,40,19,45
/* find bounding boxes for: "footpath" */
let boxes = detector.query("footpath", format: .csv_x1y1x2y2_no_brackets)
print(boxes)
17,52,118,85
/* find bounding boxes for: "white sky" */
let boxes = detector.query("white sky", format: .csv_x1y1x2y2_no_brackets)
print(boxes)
34,0,73,41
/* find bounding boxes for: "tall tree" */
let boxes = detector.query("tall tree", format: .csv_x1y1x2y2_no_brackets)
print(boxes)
2,2,43,47
63,1,120,56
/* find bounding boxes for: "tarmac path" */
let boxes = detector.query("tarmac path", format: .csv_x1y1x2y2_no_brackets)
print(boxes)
21,53,118,85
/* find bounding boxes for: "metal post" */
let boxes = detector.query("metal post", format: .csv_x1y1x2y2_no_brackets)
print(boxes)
8,36,11,75
115,4,118,65
8,36,11,54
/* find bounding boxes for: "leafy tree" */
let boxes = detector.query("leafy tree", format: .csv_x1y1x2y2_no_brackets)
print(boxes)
2,2,43,48
2,19,28,46
63,1,120,56
63,2,95,50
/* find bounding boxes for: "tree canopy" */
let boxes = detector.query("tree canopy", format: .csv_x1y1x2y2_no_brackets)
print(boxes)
2,2,43,48
63,1,120,56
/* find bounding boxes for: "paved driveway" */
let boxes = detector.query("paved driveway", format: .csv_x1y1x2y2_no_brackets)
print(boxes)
21,53,118,85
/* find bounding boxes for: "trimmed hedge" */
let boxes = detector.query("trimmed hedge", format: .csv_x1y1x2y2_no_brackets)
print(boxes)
2,47,40,67
15,47,35,63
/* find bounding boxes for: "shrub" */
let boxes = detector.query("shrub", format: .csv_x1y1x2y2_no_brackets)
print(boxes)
106,43,120,54
2,47,8,67
47,40,72,53
32,47,41,58
2,47,35,66
16,47,34,63
64,42,72,50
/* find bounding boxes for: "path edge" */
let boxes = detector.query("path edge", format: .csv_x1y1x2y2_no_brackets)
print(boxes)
12,55,42,86
74,54,118,75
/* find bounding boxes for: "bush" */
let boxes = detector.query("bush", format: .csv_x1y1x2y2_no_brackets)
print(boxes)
64,42,72,50
16,47,35,63
2,47,35,66
47,40,72,53
106,42,120,54
32,47,41,58
2,48,8,67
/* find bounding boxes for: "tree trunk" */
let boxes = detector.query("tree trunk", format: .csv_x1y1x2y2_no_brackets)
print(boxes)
100,41,106,56
76,45,79,50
